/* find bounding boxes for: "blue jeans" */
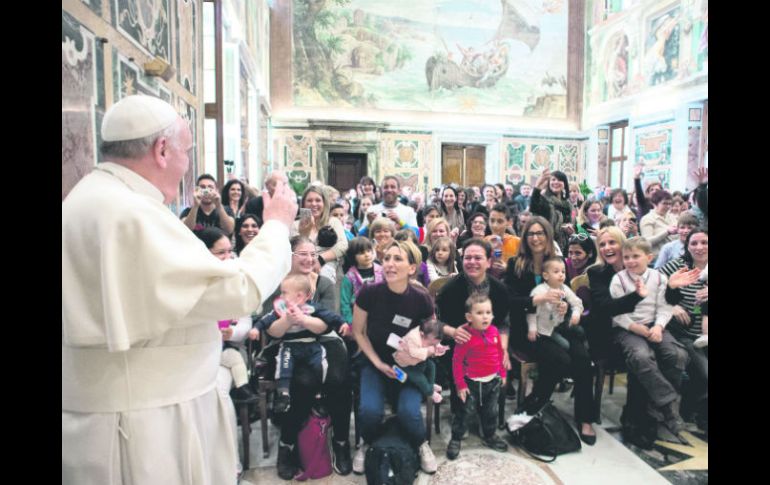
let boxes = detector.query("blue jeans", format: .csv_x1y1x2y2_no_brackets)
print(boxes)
359,361,426,447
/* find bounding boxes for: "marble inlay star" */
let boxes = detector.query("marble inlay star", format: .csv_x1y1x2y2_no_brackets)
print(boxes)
655,431,708,471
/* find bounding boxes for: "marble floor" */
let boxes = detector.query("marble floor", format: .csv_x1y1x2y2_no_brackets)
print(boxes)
238,374,707,485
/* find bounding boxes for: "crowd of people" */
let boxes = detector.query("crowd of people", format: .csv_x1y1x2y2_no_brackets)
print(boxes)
180,164,708,480
63,95,709,485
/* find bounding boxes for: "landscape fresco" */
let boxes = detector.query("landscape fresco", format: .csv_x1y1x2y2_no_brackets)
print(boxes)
292,0,569,118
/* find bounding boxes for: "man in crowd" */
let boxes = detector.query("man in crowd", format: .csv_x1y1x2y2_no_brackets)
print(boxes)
180,173,236,234
357,175,419,237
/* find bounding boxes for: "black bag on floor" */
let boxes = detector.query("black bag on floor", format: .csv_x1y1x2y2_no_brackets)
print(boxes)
364,417,420,485
507,402,581,462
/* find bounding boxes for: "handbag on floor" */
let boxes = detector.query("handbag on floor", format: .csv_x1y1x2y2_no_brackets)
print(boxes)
294,406,333,481
507,402,581,463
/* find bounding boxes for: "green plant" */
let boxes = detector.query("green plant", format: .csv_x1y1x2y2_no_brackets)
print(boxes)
579,180,593,199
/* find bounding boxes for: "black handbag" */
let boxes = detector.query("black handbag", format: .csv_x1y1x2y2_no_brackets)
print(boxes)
507,402,581,462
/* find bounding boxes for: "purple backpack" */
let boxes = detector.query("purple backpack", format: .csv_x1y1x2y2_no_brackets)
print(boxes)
294,408,333,481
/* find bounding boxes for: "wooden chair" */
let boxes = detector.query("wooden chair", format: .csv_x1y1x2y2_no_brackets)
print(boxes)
427,276,452,300
230,339,262,469
250,334,278,459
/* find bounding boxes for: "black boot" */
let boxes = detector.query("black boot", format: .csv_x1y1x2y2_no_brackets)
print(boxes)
332,439,352,475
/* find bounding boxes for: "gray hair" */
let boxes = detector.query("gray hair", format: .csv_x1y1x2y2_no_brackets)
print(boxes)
100,122,180,159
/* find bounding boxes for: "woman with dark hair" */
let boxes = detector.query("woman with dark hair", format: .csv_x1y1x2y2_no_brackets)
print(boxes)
233,213,262,255
658,228,708,431
221,179,249,220
439,186,465,232
456,212,491,252
455,186,471,219
530,168,575,252
418,204,442,244
565,233,597,284
352,176,378,221
639,189,677,260
504,216,597,443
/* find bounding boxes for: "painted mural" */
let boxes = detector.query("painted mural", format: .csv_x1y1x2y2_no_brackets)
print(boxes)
175,0,197,95
115,0,171,60
502,139,584,187
292,0,569,118
634,121,673,189
115,53,172,102
585,0,707,107
62,10,97,200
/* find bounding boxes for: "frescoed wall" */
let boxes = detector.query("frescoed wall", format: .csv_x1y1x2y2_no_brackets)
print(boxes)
634,120,673,190
62,0,202,207
282,0,572,120
501,138,585,187
585,0,707,108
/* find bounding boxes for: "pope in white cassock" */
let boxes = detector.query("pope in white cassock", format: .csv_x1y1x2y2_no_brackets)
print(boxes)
62,95,298,484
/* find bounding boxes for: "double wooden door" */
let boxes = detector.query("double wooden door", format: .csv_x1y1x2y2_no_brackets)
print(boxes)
442,145,485,186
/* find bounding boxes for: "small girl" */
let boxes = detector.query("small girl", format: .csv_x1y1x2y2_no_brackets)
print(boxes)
340,237,384,334
426,236,458,283
393,318,448,404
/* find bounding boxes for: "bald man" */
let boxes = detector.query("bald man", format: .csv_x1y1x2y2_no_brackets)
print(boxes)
62,95,297,484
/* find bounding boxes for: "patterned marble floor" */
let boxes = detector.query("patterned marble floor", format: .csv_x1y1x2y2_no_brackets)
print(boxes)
238,373,707,485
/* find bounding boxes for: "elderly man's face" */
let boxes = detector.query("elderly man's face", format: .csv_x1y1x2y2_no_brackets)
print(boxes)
162,119,193,204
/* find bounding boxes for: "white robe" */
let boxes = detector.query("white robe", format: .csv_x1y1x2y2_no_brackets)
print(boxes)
62,162,291,485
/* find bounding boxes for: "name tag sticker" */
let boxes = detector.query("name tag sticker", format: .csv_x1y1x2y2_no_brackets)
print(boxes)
392,315,411,328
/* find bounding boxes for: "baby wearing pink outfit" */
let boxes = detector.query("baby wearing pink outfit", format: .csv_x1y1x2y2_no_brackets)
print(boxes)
393,318,448,403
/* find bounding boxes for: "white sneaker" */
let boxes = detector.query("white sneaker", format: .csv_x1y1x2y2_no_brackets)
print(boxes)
352,443,367,475
419,441,437,474
694,335,708,348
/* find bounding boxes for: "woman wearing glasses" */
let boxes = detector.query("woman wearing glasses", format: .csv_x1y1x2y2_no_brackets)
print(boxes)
504,216,597,444
271,236,354,478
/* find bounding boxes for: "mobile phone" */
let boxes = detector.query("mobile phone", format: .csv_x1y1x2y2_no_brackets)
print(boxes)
381,212,388,218
392,365,407,383
299,208,312,222
218,319,232,329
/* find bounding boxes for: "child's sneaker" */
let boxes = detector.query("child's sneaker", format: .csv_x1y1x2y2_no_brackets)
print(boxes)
273,390,291,413
693,334,708,348
418,441,437,474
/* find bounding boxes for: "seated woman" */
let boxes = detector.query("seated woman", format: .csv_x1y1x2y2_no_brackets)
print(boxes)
566,233,597,285
657,228,708,432
576,198,608,237
351,240,437,475
504,216,597,444
456,212,491,254
439,186,465,233
267,236,352,479
530,169,575,252
418,204,442,244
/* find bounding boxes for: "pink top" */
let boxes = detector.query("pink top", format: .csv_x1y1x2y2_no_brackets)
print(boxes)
394,327,431,368
452,324,505,391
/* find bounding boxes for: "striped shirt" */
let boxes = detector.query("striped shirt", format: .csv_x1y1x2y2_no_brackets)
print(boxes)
658,258,706,336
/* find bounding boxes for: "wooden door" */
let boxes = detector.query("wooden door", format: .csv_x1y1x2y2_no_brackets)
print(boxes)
442,146,463,185
329,153,366,193
441,145,485,186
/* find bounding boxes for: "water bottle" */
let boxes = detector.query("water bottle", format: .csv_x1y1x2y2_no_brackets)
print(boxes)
490,235,503,261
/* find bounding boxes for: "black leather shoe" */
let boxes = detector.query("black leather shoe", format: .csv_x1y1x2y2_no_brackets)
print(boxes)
332,439,352,476
446,439,461,460
273,391,291,414
277,444,296,480
579,430,597,446
481,434,508,452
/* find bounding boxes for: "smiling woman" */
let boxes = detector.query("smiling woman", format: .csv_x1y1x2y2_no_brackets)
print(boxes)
234,213,262,256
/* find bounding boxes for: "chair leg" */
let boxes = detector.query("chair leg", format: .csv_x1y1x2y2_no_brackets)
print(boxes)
353,389,361,448
426,400,433,444
609,370,615,395
238,403,251,470
259,390,270,458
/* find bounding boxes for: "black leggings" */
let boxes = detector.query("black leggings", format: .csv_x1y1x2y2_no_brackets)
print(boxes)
279,338,352,445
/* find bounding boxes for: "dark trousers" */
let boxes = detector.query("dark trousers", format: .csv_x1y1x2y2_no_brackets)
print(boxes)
451,376,501,440
613,327,689,408
279,338,351,446
520,333,596,423
402,359,436,398
276,341,324,393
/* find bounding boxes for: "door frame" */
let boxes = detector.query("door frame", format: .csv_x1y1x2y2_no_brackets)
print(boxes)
317,141,379,187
